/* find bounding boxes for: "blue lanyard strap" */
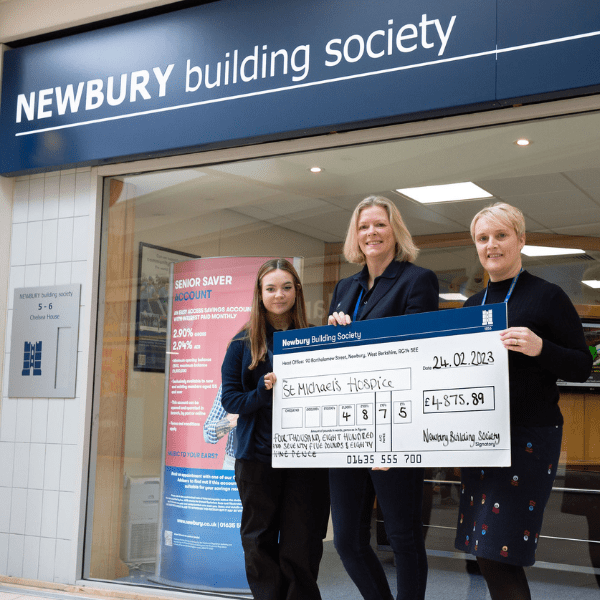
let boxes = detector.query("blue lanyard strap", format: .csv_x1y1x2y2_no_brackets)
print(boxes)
353,288,365,321
481,268,523,305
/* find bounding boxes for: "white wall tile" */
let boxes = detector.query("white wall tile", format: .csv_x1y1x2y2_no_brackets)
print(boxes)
74,171,91,217
56,218,74,263
41,219,58,264
25,220,43,265
38,537,56,582
28,443,46,489
0,488,12,533
31,400,49,444
59,446,77,493
62,401,79,446
22,535,40,580
39,263,57,287
24,263,41,287
25,489,43,536
55,262,71,285
0,442,15,486
15,398,32,442
8,266,25,309
71,262,87,306
54,538,71,583
71,216,88,262
1,368,8,398
0,397,17,442
40,490,59,538
75,352,88,399
4,308,13,354
12,442,31,489
58,174,76,218
46,399,64,444
0,533,8,575
44,176,60,220
10,223,27,267
28,178,45,222
12,180,30,223
77,303,90,351
7,534,24,577
9,487,27,534
43,444,61,491
56,491,74,540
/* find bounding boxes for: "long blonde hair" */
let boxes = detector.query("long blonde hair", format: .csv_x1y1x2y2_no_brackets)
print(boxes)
240,259,308,370
343,196,419,264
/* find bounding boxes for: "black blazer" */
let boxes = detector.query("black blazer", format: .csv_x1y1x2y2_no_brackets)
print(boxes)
329,260,439,321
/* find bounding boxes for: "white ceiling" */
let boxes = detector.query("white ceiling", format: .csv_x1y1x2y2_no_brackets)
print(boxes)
123,110,600,247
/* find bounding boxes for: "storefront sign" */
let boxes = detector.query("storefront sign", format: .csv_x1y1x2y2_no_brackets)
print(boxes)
272,303,510,468
156,256,294,592
8,284,81,398
1,0,600,175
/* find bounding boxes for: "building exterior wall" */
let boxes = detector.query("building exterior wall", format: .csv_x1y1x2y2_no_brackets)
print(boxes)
1,0,599,588
0,0,181,44
0,169,98,583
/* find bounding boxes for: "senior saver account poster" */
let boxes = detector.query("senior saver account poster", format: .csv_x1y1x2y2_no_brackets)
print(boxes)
157,256,294,591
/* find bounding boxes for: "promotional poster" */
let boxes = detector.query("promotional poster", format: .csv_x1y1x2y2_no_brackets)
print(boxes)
156,256,296,591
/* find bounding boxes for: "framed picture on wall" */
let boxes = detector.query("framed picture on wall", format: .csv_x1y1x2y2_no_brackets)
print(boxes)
134,243,198,372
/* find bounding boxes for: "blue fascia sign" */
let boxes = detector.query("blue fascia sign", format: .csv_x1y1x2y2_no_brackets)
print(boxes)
1,0,600,175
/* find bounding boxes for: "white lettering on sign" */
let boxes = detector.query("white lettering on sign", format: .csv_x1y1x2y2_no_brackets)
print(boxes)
14,13,459,127
16,64,175,123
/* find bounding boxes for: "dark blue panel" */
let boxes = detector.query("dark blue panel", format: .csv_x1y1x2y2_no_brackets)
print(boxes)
0,0,496,175
496,0,600,100
274,304,508,355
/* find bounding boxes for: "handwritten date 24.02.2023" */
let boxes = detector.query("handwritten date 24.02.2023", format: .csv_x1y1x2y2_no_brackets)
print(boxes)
432,350,494,370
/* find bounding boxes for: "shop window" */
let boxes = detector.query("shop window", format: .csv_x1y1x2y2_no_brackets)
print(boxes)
87,112,600,589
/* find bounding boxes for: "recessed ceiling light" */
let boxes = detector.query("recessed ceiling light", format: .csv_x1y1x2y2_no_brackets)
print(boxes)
515,138,531,146
439,293,468,301
583,280,600,289
521,245,585,257
309,166,323,173
396,182,492,204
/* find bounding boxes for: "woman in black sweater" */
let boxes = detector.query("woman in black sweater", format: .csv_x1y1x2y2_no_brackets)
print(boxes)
454,202,592,600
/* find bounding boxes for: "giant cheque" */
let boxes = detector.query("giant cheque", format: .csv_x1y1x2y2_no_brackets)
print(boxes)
272,304,510,468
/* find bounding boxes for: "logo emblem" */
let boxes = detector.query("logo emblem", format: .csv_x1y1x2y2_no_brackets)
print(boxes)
482,309,493,326
22,341,42,376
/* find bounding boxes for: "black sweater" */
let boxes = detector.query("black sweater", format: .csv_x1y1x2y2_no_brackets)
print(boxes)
464,271,592,427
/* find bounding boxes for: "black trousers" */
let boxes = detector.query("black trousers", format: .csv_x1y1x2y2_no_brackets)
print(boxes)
235,459,330,600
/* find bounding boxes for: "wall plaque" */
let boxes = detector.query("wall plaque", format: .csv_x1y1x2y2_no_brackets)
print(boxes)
8,284,81,398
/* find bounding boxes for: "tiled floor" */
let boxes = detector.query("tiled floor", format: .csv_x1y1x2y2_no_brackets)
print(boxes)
2,545,598,600
2,529,598,600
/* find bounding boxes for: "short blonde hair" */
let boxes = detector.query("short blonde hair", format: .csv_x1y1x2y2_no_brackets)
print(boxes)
344,196,419,264
470,202,526,241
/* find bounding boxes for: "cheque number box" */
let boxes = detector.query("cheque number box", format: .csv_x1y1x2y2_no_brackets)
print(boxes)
305,406,320,428
281,407,303,429
322,405,337,427
393,400,412,424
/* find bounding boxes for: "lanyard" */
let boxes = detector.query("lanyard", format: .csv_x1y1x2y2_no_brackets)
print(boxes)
481,268,523,305
353,288,365,321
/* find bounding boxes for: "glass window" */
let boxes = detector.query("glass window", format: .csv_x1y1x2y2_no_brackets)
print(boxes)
87,111,600,590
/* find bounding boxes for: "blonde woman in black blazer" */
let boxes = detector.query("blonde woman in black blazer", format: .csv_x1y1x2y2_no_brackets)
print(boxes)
328,196,438,600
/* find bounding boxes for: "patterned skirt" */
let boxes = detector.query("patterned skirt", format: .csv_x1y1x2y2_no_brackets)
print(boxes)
454,425,562,566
